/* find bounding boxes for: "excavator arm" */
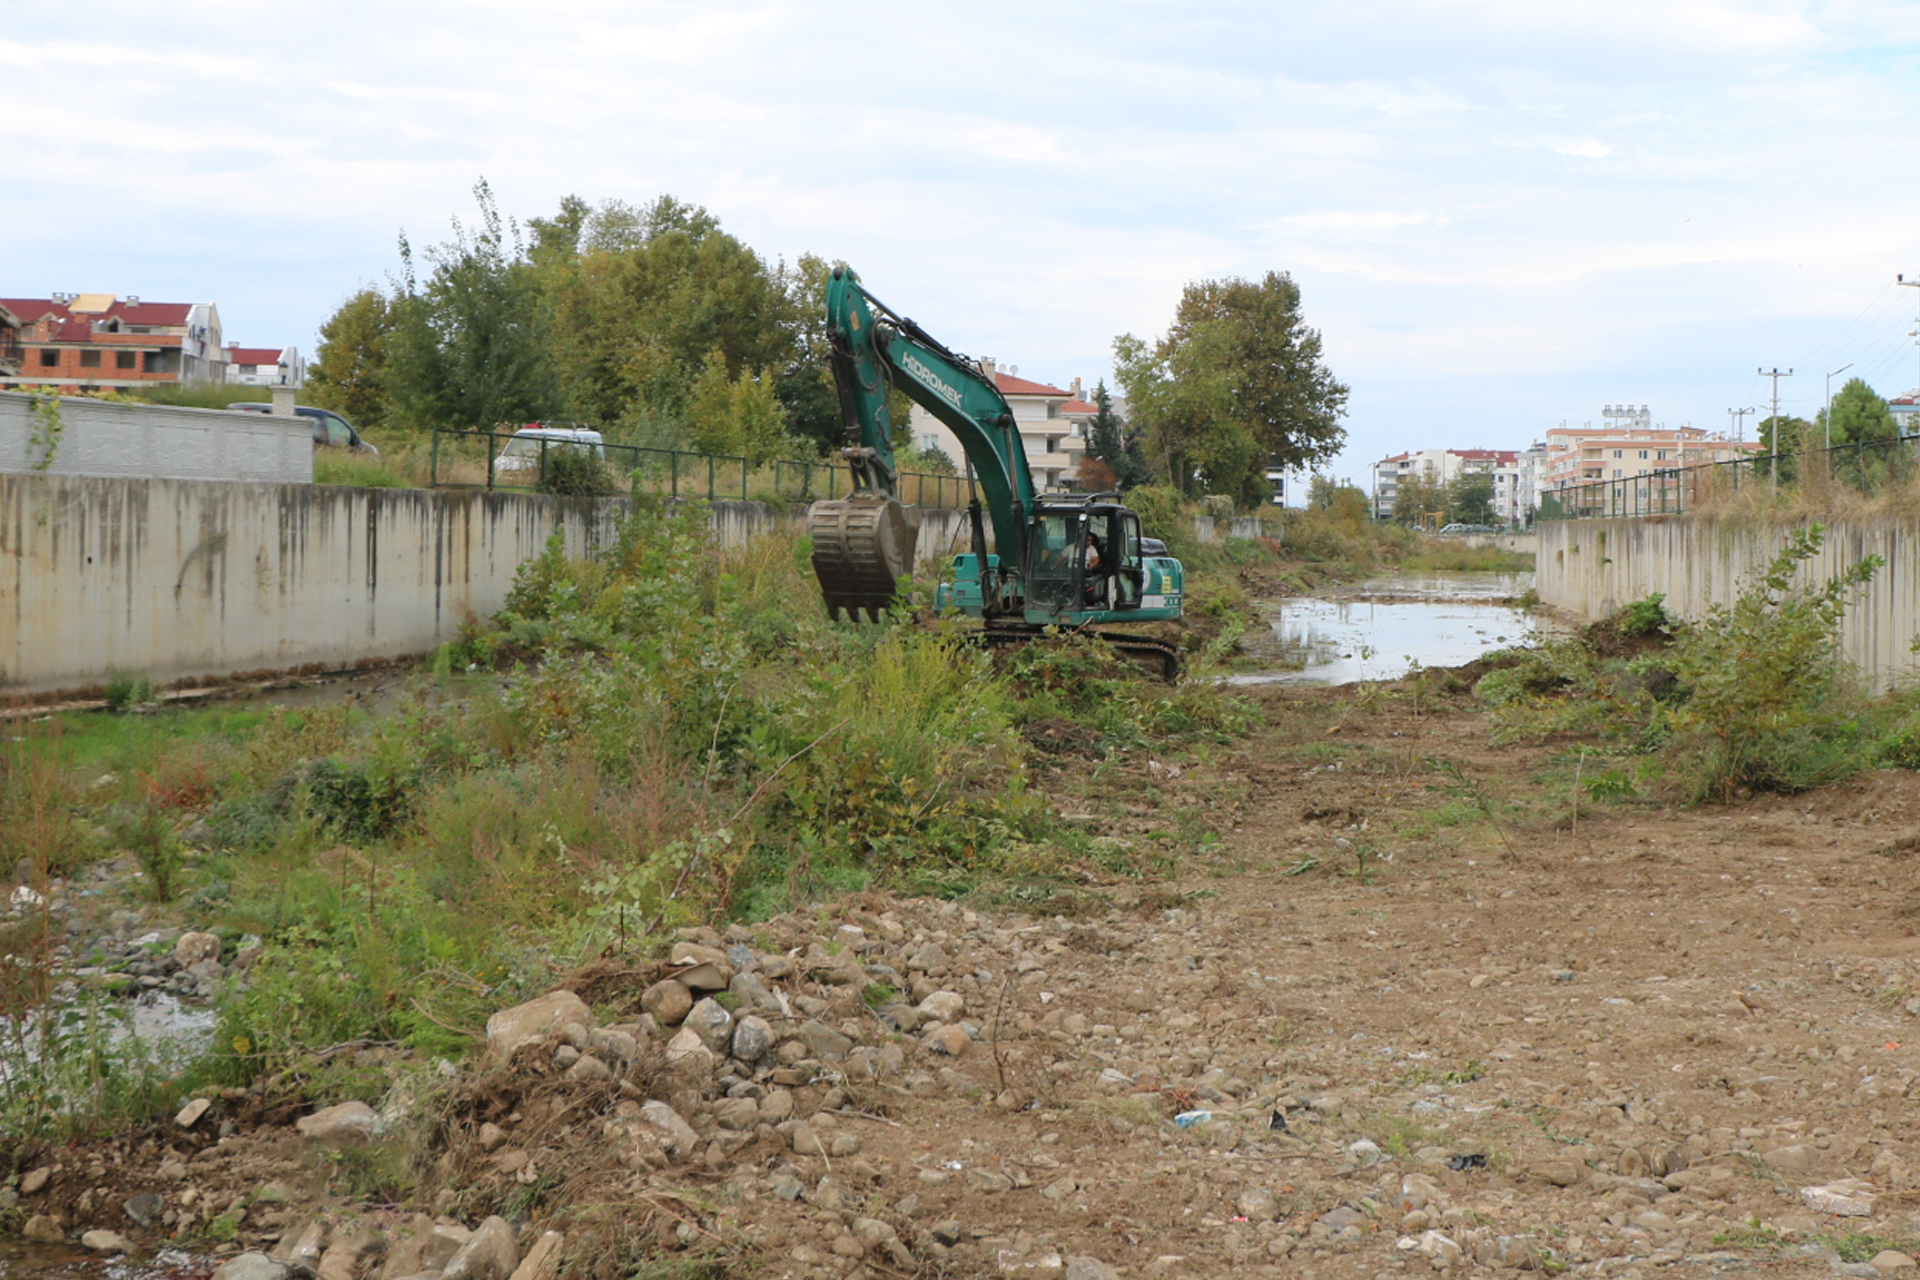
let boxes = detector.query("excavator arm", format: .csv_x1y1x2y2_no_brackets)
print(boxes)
811,266,1036,619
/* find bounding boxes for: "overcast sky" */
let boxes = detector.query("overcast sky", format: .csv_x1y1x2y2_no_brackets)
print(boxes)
9,0,1920,481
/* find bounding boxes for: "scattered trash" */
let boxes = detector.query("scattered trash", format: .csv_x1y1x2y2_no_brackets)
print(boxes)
1229,1216,1248,1224
1269,1110,1289,1132
1801,1179,1876,1217
1174,1110,1212,1128
1447,1153,1487,1171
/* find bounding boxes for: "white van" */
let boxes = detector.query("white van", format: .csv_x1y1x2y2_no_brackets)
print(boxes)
493,425,605,479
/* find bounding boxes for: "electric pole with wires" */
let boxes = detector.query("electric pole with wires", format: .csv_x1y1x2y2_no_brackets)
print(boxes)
1759,368,1793,492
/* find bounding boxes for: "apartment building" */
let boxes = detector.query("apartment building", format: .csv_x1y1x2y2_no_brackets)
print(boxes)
0,294,226,391
1371,447,1532,524
908,360,1090,491
1543,406,1753,493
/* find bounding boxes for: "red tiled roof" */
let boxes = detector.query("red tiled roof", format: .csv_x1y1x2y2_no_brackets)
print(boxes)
226,347,284,366
1059,399,1096,415
0,298,193,328
994,372,1069,398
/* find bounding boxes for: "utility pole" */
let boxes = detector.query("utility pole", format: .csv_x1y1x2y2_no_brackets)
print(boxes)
1759,367,1793,492
1728,406,1753,442
1897,274,1920,397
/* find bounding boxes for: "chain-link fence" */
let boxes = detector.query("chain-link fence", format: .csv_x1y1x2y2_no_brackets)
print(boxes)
1537,432,1920,520
428,427,968,507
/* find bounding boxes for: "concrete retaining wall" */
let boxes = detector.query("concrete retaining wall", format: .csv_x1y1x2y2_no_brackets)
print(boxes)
1535,517,1920,690
0,474,620,694
0,391,312,485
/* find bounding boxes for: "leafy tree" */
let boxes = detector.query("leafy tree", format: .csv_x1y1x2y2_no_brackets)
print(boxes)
543,196,796,440
384,179,559,431
1390,469,1448,527
1815,378,1908,489
1447,473,1496,525
771,253,843,455
1084,380,1146,488
307,289,390,428
1757,414,1815,483
686,349,787,463
1114,272,1347,502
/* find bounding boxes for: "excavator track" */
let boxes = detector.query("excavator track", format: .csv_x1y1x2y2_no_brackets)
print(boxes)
807,495,921,622
978,623,1182,683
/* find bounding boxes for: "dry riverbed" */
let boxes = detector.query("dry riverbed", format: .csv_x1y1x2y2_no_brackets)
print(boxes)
13,673,1920,1280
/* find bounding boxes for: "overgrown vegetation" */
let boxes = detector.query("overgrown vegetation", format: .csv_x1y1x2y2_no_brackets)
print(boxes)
1479,525,1904,801
0,506,1259,1151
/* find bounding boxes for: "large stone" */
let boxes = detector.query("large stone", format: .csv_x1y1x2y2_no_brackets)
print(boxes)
791,1018,853,1060
81,1229,131,1253
1762,1144,1819,1173
1065,1259,1121,1280
640,1100,700,1156
175,931,222,967
1871,1250,1918,1273
907,941,949,972
731,1015,774,1062
667,943,732,991
274,1217,329,1269
20,1167,50,1195
684,998,733,1053
1237,1186,1280,1220
729,971,786,1015
22,1214,62,1243
212,1255,290,1280
124,1191,164,1226
508,1231,566,1280
442,1215,519,1280
295,1100,378,1146
918,990,966,1021
1536,1160,1584,1187
485,990,594,1063
640,980,694,1026
664,1028,715,1073
926,1024,971,1057
318,1235,379,1280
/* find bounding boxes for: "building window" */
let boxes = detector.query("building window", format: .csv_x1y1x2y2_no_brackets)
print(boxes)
116,351,136,369
79,350,101,369
37,349,57,368
1613,468,1622,478
143,352,161,372
1613,449,1622,458
1638,449,1648,459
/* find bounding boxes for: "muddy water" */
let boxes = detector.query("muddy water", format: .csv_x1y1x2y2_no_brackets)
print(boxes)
1231,570,1536,685
0,1243,207,1278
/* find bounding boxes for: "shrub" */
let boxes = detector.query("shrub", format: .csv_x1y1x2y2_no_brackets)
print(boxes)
539,447,613,496
1616,593,1670,637
1655,526,1882,801
314,453,409,488
104,670,154,711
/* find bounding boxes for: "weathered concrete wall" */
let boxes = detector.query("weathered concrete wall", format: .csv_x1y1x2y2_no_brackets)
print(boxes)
1535,517,1920,689
0,391,312,484
0,474,621,693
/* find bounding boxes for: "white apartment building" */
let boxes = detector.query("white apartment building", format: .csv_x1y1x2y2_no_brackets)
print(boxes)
1372,447,1532,525
908,360,1091,491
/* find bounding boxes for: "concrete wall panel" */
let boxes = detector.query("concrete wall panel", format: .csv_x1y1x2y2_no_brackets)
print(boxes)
0,391,312,484
1535,517,1920,690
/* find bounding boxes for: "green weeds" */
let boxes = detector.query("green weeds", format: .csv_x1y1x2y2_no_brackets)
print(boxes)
1480,525,1907,801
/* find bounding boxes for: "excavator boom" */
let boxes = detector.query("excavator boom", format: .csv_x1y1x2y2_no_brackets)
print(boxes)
808,266,1183,658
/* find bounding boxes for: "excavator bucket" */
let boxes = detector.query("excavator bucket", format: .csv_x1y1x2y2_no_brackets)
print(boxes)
807,495,921,621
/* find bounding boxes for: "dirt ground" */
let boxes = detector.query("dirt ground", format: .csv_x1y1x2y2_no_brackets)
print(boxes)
22,674,1920,1280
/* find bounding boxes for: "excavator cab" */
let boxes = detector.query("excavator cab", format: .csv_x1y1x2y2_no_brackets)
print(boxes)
1021,497,1173,626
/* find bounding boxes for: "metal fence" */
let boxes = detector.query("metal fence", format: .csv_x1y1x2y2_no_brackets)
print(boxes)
427,427,970,508
1537,432,1920,520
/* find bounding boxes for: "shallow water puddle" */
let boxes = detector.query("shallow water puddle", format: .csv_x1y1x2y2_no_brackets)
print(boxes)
1230,571,1536,686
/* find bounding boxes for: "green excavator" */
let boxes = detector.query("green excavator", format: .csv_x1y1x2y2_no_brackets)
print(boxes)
806,266,1185,678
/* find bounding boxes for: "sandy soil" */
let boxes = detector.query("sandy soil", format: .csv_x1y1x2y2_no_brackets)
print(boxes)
19,676,1920,1280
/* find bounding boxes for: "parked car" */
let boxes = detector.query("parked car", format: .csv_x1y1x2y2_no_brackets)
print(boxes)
492,425,605,480
230,403,378,456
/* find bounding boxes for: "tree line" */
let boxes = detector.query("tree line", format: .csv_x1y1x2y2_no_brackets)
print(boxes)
308,180,1349,500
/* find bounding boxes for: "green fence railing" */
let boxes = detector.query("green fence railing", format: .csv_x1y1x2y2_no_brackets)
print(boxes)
1538,431,1920,520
